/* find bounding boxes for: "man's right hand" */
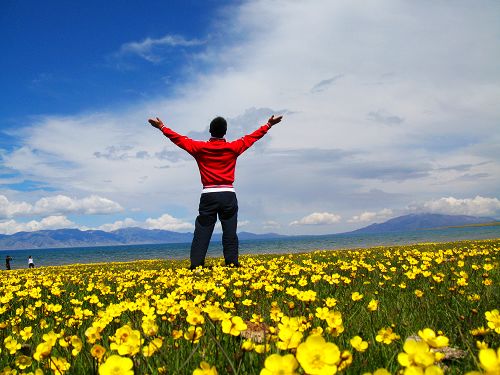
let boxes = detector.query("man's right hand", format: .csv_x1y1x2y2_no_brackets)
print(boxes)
148,117,164,129
268,115,283,127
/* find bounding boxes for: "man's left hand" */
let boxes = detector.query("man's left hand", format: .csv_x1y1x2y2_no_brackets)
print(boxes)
268,115,283,127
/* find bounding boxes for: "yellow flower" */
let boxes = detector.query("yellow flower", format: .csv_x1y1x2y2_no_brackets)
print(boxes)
485,310,500,334
71,335,83,356
91,344,106,362
142,316,159,336
110,325,142,356
184,326,203,343
483,263,494,271
296,290,317,302
193,361,218,375
418,328,449,348
260,354,299,375
315,307,330,320
50,357,71,374
204,306,227,321
242,339,255,351
33,341,52,361
99,355,134,375
59,337,70,348
421,365,444,375
20,326,33,341
85,326,102,344
187,310,205,326
325,298,337,307
15,355,32,370
42,331,59,346
414,290,424,298
367,299,379,312
350,336,369,352
296,335,341,375
338,350,353,372
222,316,247,336
172,329,184,339
376,327,400,345
277,327,303,350
477,341,489,350
351,292,364,301
470,326,489,336
397,339,435,368
325,311,343,330
4,336,21,354
477,348,500,375
255,343,271,354
362,369,392,375
142,337,163,357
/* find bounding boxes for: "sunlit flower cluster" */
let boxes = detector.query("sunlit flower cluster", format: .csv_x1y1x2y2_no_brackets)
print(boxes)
0,239,498,373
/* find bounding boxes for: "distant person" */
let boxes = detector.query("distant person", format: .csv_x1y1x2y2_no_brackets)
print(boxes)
5,256,12,270
148,114,283,269
28,256,35,268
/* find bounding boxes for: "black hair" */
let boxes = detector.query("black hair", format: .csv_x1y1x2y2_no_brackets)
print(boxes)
209,116,227,138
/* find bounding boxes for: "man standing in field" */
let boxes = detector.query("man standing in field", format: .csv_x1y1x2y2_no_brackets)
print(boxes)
148,114,283,269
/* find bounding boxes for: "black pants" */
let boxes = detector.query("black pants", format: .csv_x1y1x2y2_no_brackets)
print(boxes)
190,192,239,268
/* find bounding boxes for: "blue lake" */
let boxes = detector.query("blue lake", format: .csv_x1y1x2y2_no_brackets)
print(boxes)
1,226,499,269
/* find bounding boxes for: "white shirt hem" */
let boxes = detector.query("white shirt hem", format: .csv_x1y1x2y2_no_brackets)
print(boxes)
202,187,235,193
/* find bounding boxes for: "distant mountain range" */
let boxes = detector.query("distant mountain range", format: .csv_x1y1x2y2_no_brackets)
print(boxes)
348,213,497,234
0,213,497,250
0,227,286,250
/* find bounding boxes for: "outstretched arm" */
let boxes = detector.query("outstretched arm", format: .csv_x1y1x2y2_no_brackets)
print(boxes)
148,117,197,155
233,114,284,155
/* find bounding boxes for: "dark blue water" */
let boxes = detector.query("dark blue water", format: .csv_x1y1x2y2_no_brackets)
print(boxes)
1,226,499,269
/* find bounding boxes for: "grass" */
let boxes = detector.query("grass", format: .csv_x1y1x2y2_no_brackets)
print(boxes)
0,239,499,374
431,222,500,229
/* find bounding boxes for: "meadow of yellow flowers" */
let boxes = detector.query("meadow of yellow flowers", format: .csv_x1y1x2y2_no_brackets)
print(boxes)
1,239,499,374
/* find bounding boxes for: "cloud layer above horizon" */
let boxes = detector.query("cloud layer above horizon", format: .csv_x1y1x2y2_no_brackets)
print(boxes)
1,1,499,235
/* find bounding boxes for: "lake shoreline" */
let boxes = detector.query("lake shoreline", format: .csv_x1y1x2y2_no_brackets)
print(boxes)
2,236,499,271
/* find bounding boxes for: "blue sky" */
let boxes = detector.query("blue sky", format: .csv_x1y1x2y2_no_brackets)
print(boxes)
1,0,225,120
1,0,500,235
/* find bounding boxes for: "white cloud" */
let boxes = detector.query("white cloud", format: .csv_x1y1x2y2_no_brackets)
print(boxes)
0,194,123,218
0,195,32,218
97,218,140,232
96,214,194,232
349,211,376,223
349,208,393,223
239,220,250,227
0,215,75,235
145,213,194,231
411,196,500,217
263,220,281,229
290,212,341,226
118,34,204,63
33,195,123,215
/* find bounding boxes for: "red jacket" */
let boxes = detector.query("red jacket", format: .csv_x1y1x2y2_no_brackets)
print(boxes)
161,123,271,188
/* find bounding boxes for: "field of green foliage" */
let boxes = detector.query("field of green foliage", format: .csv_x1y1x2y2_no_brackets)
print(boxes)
1,239,499,374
